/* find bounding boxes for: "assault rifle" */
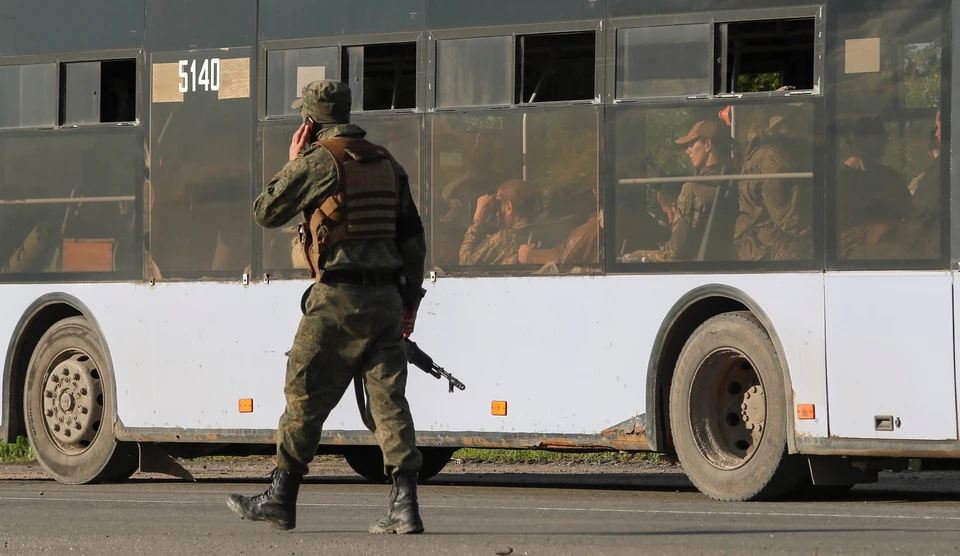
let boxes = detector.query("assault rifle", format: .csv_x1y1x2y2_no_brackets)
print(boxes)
404,339,466,393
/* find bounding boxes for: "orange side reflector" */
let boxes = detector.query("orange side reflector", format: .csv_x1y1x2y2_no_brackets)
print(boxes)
239,399,254,413
491,401,507,416
797,404,815,420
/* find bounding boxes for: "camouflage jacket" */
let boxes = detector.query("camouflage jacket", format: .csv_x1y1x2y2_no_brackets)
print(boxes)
459,217,532,266
254,124,427,308
649,163,727,262
734,134,813,261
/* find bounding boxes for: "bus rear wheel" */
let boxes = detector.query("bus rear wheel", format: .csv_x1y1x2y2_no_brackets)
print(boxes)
23,316,139,484
669,311,804,501
344,446,457,484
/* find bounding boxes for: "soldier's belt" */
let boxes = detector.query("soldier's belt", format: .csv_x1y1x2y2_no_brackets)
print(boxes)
318,270,399,287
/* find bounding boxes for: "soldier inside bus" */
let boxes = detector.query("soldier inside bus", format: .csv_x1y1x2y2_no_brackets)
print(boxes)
626,119,737,263
459,179,537,266
906,109,942,259
435,131,507,267
517,187,599,272
733,106,815,261
835,116,911,260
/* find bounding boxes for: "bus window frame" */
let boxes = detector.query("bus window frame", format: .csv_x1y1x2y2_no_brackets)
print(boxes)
602,95,827,275
426,19,604,112
823,0,952,272
258,30,428,122
606,5,825,105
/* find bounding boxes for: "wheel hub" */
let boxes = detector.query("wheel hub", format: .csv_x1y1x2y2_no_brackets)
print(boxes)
42,352,103,455
690,350,767,471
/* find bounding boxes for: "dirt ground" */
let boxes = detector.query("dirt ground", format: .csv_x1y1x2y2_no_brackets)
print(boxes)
0,455,678,482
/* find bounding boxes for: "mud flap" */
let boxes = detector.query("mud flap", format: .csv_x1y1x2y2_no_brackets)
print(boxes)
138,443,196,481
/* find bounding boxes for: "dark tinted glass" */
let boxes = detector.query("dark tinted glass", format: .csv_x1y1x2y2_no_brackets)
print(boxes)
519,32,595,103
429,106,599,275
830,3,946,263
616,25,712,99
345,43,418,111
436,37,512,108
0,64,57,129
611,100,817,264
147,48,253,277
0,129,139,276
266,48,339,117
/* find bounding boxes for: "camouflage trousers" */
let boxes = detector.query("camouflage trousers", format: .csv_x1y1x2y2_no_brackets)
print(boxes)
276,282,423,478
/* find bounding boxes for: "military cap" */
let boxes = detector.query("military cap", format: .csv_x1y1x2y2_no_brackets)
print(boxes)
291,80,352,123
675,120,721,146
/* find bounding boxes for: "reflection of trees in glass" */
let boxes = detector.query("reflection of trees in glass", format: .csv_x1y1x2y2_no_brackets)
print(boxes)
901,42,941,109
526,109,597,207
736,73,781,93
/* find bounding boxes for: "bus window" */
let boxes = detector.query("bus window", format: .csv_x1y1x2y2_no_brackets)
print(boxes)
616,24,712,100
0,63,57,129
266,47,339,117
517,31,595,103
429,106,599,274
436,36,512,108
612,100,817,265
0,130,138,276
831,3,946,263
345,42,417,111
720,19,816,94
61,60,137,125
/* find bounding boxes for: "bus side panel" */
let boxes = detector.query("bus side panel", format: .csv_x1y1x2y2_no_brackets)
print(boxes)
825,272,957,440
2,274,826,442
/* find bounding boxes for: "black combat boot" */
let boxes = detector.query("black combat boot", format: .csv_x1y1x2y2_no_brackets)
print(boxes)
226,468,302,531
369,472,424,534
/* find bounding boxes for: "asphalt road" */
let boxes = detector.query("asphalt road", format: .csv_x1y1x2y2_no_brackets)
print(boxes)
2,468,960,555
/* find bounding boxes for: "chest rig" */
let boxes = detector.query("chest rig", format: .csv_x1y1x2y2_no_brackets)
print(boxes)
298,137,400,280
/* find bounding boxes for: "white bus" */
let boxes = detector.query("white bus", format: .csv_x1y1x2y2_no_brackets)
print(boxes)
0,0,954,501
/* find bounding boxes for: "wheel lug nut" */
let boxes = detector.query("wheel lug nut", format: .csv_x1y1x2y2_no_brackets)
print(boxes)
74,423,82,431
44,391,53,398
64,429,71,437
53,424,60,432
80,388,87,396
45,409,54,417
62,369,69,376
81,407,88,415
741,403,748,410
73,373,80,381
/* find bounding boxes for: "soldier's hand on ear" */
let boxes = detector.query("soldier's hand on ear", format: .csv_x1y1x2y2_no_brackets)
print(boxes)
473,194,497,224
289,123,311,161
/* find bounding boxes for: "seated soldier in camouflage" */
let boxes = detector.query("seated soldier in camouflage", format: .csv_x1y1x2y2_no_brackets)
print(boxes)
459,179,537,266
629,120,734,262
517,188,599,270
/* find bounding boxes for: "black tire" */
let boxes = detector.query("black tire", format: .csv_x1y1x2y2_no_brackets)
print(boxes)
669,311,805,501
344,446,457,484
23,316,139,484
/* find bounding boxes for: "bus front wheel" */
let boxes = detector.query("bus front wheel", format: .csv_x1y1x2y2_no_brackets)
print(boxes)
669,311,804,501
23,316,139,484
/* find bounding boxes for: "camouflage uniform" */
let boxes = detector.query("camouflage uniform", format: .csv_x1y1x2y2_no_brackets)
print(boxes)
734,132,813,261
836,162,911,259
523,213,599,268
647,163,728,262
228,81,426,535
459,217,532,265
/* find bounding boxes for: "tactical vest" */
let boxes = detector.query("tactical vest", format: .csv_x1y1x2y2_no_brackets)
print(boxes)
298,137,400,280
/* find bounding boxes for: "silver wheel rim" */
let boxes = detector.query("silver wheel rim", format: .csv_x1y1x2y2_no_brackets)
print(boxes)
688,348,766,471
40,349,105,455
